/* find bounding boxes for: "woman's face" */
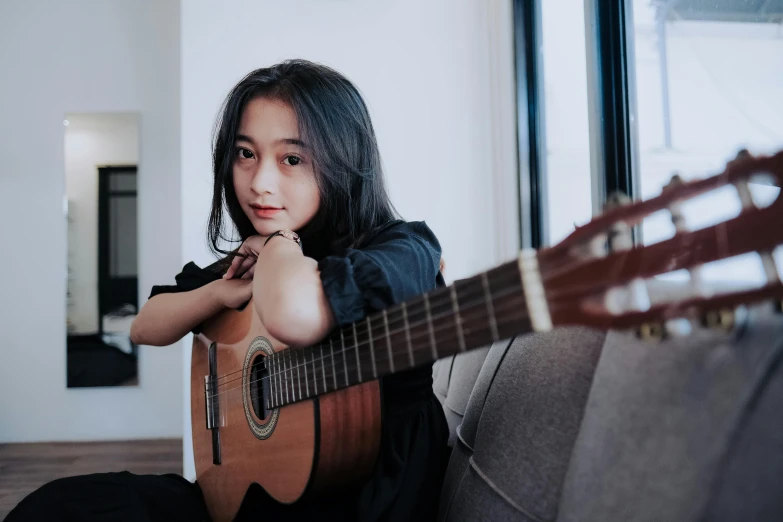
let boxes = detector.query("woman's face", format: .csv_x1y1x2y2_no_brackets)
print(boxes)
232,97,320,237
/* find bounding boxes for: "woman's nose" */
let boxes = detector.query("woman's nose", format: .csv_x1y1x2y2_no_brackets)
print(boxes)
250,159,279,195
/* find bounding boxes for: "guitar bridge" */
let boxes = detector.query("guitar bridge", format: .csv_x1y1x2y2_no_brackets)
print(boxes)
204,342,221,465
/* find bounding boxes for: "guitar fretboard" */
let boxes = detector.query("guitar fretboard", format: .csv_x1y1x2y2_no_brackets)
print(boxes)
265,259,532,409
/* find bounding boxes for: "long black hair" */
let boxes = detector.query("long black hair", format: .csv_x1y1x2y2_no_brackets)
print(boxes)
208,59,398,260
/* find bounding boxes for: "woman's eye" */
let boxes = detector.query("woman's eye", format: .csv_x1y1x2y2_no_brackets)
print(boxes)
283,155,302,166
236,147,254,160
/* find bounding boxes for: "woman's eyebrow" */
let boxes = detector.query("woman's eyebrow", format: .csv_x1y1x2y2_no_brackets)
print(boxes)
276,138,307,147
235,135,307,148
235,134,255,145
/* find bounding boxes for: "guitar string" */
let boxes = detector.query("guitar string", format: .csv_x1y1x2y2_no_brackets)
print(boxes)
212,307,533,414
213,264,523,385
210,276,522,390
208,287,529,401
206,291,534,403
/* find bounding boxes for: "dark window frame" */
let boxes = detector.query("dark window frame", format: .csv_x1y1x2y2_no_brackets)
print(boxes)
513,0,639,246
513,0,547,249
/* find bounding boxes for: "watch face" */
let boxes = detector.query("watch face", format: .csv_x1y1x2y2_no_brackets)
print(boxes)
280,230,301,246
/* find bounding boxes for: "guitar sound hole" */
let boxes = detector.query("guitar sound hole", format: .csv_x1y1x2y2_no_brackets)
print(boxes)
249,355,271,420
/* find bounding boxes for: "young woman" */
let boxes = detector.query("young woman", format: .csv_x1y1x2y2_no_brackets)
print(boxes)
8,60,449,521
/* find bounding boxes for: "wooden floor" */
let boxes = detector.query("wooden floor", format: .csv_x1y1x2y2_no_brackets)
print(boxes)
0,439,182,519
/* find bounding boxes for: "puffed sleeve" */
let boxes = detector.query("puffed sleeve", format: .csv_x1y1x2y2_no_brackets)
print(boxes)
317,221,444,327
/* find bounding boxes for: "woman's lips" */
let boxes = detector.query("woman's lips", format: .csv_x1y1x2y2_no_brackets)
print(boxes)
251,205,282,218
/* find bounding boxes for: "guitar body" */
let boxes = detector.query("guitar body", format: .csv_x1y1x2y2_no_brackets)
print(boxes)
191,300,382,522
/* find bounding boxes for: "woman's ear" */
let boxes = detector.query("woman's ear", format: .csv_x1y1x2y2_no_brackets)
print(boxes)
439,257,445,275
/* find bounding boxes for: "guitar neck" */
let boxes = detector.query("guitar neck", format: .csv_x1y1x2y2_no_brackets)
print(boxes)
265,254,540,409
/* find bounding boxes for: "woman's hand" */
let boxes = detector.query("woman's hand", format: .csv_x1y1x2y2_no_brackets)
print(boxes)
209,278,253,309
223,235,268,280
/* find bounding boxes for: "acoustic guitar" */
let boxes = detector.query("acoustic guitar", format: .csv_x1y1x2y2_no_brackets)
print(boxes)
191,150,783,521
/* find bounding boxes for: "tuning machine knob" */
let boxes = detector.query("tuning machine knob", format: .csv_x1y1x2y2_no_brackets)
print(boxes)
700,307,737,332
635,322,666,342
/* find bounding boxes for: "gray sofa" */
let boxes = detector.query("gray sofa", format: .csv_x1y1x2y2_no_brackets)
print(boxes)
432,300,783,521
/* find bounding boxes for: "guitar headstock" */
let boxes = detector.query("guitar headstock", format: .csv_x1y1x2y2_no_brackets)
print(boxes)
539,149,783,336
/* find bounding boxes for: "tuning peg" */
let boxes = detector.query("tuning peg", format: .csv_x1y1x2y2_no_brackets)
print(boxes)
604,191,632,209
701,307,736,331
603,192,633,252
662,172,684,191
729,148,752,166
635,322,666,342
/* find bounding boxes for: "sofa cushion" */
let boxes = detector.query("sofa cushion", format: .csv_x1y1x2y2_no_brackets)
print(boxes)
439,327,605,522
557,302,783,522
432,346,491,447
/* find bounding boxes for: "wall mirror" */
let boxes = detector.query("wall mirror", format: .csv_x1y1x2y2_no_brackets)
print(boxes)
65,112,139,387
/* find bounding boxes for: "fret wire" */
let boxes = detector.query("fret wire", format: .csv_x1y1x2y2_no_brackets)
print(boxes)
271,354,277,408
275,352,285,406
401,302,414,367
302,349,309,398
330,337,338,390
450,285,466,351
289,350,296,403
367,316,377,378
340,329,349,387
294,350,302,401
310,346,317,396
457,277,488,345
277,354,283,407
268,354,274,408
283,352,290,404
320,343,328,392
282,351,289,405
281,351,287,405
481,272,499,342
353,322,362,382
383,309,394,373
423,294,438,360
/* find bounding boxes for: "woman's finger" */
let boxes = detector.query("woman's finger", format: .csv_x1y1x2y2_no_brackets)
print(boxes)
234,254,256,279
223,254,242,279
241,263,256,280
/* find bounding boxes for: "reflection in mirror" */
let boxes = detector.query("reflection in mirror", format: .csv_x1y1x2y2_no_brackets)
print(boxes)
65,113,139,387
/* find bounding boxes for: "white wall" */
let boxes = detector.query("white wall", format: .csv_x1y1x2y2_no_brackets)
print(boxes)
0,0,182,442
180,0,517,479
65,113,139,333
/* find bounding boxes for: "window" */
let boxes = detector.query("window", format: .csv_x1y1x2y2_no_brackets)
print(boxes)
514,0,594,248
540,0,594,245
628,0,783,284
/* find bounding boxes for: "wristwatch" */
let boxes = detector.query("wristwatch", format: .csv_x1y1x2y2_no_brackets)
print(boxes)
264,229,302,250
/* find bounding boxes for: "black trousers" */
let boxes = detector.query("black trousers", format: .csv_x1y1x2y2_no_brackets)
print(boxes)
5,472,366,522
6,472,209,522
6,395,449,522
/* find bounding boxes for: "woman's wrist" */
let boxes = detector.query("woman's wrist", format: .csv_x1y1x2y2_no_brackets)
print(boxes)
264,229,302,249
